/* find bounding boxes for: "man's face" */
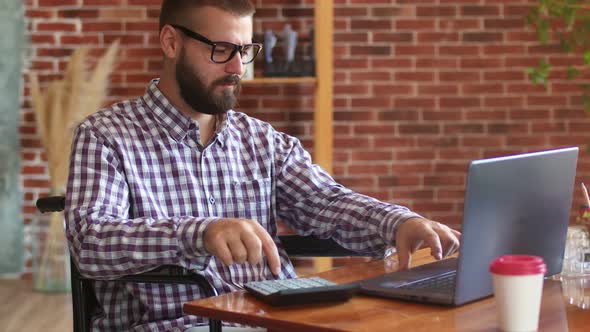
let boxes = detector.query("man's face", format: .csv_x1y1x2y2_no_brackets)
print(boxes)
174,7,253,115
176,48,241,115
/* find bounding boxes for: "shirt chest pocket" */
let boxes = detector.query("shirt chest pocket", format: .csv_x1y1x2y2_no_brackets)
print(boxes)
230,178,272,220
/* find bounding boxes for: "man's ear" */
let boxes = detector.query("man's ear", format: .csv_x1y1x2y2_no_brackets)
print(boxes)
160,24,181,59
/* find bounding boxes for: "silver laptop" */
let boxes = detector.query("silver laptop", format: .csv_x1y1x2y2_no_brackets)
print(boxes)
360,147,578,305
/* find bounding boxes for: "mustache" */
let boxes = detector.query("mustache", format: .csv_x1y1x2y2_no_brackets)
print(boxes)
213,75,241,86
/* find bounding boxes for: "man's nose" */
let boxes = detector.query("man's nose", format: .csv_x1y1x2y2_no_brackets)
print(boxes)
225,52,244,76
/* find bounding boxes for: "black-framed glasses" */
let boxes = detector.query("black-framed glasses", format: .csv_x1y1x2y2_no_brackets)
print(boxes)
171,24,262,65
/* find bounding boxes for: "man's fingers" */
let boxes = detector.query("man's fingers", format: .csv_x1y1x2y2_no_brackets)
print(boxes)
214,242,234,267
241,233,263,266
254,225,281,275
423,231,443,260
396,237,411,270
227,238,248,264
439,228,461,257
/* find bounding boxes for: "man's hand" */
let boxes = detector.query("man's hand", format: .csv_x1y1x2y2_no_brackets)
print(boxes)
395,217,461,270
204,219,281,275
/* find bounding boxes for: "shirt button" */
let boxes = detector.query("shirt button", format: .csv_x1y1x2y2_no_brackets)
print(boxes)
209,197,216,204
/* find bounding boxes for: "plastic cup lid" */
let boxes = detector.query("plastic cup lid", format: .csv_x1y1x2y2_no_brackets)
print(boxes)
489,255,547,276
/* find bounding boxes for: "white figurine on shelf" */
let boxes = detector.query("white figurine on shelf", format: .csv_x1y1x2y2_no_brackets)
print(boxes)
264,29,277,64
282,24,298,64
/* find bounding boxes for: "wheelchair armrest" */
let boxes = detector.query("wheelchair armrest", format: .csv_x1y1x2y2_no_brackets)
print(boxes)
36,196,65,213
118,265,218,297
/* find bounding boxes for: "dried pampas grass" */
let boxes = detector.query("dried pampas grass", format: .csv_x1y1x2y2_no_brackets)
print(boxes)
29,41,120,291
30,41,119,190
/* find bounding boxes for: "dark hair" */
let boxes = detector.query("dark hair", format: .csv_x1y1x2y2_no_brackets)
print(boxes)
159,0,256,31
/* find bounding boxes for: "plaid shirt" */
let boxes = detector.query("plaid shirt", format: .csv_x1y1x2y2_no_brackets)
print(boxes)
65,80,421,331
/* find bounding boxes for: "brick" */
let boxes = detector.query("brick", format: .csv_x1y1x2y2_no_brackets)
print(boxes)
399,124,440,134
462,32,503,43
373,32,413,43
396,19,436,30
334,59,369,69
83,0,122,4
100,8,146,19
439,71,480,82
483,71,525,81
26,9,54,18
39,0,77,5
373,137,416,148
416,58,458,68
440,97,481,108
462,83,504,94
353,125,396,136
395,72,435,81
334,32,369,43
37,22,78,32
395,45,435,56
60,35,101,45
461,5,500,16
418,32,460,43
445,124,484,134
484,19,525,30
378,109,419,121
504,5,534,17
282,8,314,18
128,0,162,5
350,46,391,56
334,85,369,95
423,110,462,121
372,59,413,69
439,45,480,56
396,149,437,160
418,85,459,95
350,72,391,81
82,22,123,32
484,45,526,55
58,9,99,19
483,97,524,108
416,6,456,17
335,7,368,17
487,123,528,134
439,19,480,30
460,58,503,68
350,19,392,30
351,98,391,108
125,21,158,31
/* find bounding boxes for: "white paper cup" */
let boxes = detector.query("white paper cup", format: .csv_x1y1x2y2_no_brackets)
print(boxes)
489,255,547,332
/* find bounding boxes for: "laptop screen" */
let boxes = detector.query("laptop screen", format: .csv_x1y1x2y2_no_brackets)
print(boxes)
454,147,578,304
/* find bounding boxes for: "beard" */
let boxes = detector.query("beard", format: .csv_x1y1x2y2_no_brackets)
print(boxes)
175,49,241,115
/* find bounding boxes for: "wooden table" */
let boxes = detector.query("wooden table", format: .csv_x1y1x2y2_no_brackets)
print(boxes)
184,249,590,331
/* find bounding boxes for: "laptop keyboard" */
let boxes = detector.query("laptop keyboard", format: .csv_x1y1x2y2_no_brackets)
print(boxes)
400,272,456,291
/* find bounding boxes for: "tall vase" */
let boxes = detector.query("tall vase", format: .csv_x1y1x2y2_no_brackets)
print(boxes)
32,193,71,292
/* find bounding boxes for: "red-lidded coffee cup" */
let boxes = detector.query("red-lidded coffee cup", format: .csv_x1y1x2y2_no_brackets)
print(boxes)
489,255,547,332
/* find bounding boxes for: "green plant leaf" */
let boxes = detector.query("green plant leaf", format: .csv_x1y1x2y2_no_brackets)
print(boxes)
567,66,580,80
537,19,550,44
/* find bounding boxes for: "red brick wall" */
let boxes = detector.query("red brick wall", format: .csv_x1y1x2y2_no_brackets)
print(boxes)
21,0,589,248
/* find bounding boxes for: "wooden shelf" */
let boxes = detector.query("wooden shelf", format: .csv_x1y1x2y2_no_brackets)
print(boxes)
242,77,316,85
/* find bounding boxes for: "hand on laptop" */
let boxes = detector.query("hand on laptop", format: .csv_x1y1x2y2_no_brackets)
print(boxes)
395,218,461,270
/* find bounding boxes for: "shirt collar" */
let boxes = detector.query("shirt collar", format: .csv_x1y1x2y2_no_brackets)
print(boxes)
143,79,230,147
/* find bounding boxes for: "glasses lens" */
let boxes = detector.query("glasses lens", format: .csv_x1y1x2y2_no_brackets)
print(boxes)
211,43,261,64
211,42,236,63
240,44,261,64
